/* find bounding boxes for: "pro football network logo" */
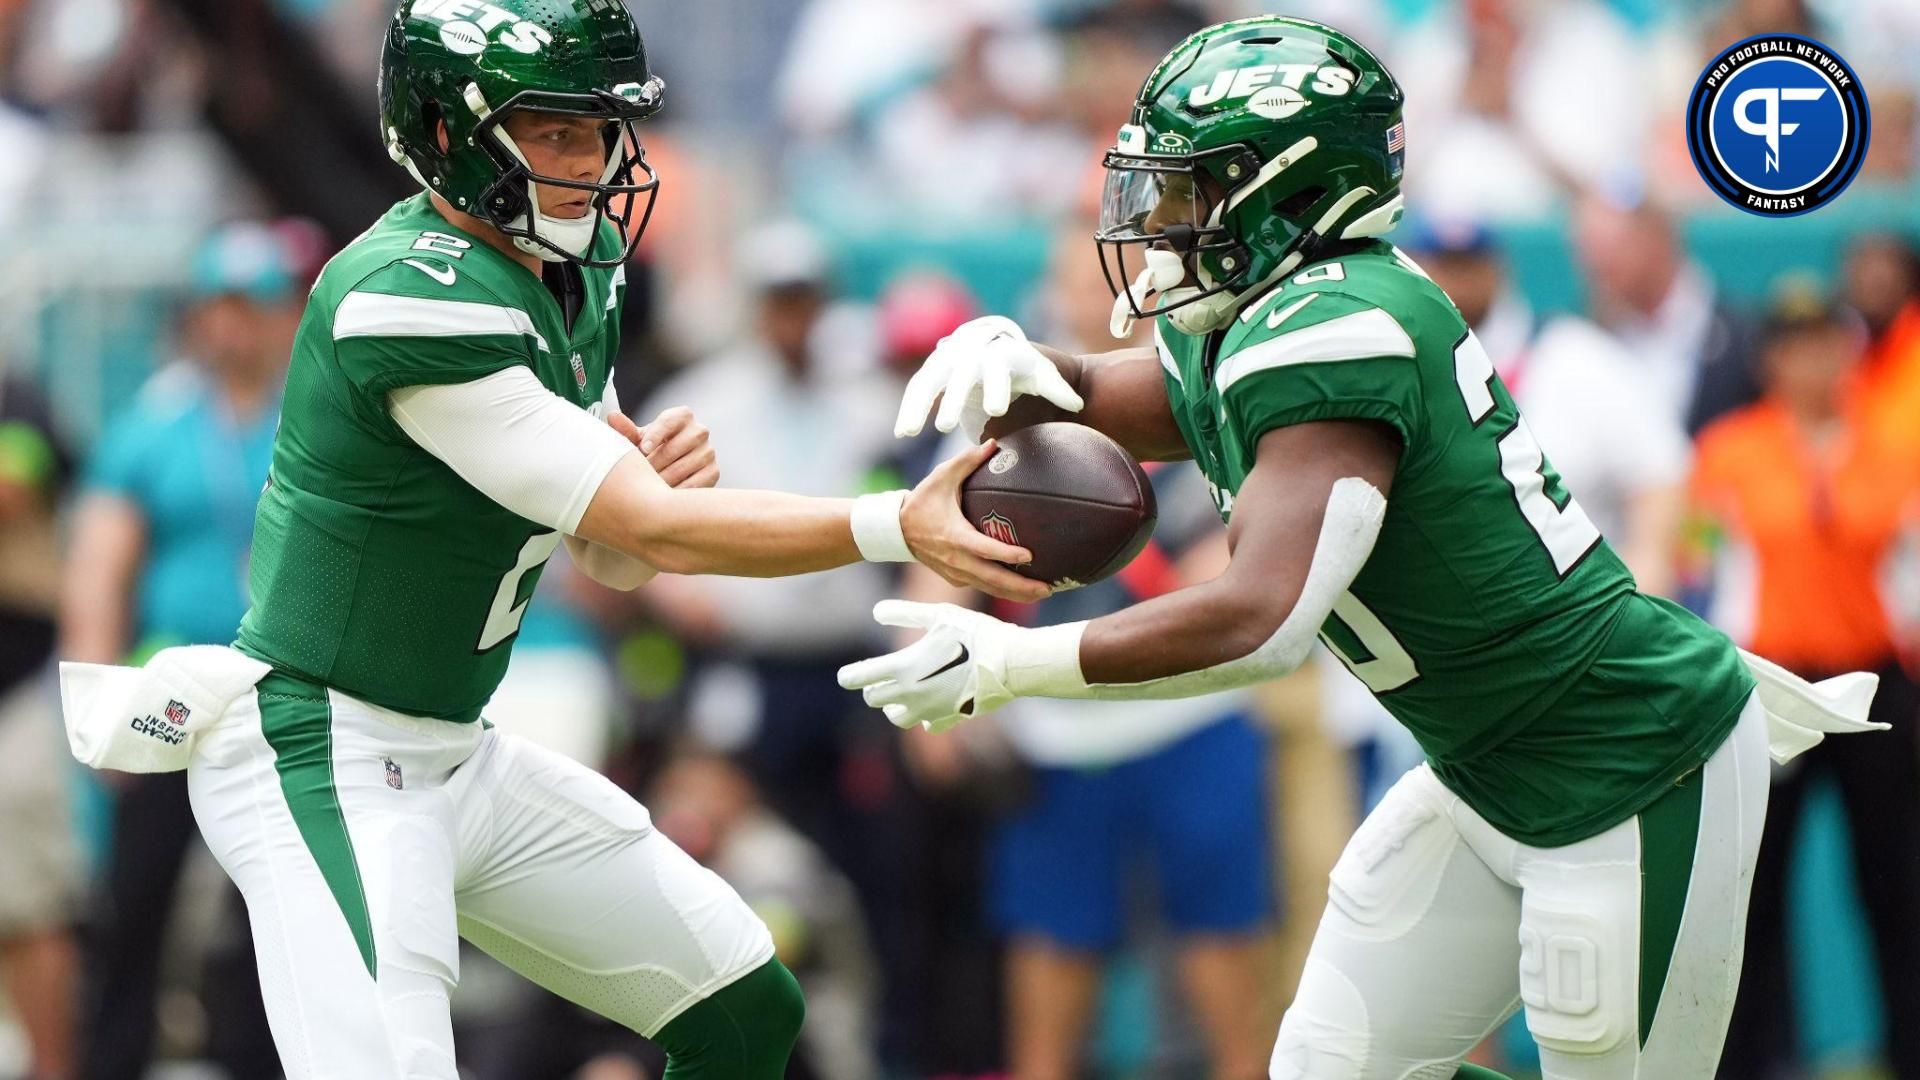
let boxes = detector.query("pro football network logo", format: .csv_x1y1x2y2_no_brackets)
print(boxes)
1686,34,1869,217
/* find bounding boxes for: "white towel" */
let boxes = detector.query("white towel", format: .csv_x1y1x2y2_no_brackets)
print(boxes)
59,645,272,773
1739,649,1887,765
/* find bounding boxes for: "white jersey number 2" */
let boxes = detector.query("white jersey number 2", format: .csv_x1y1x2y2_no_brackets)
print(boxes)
477,531,561,651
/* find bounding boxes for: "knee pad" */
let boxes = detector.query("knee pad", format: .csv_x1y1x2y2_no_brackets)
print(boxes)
1518,900,1630,1057
1326,773,1458,942
1268,958,1459,1080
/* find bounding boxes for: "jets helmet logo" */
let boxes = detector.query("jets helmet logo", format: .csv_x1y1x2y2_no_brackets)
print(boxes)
1686,33,1869,217
1186,63,1355,110
411,0,554,56
1246,85,1309,121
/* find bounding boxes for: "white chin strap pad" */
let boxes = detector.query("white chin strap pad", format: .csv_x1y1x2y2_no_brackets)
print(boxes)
510,211,598,263
1109,247,1198,339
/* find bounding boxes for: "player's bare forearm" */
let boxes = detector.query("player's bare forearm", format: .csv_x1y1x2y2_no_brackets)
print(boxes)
60,494,146,663
1077,421,1399,686
985,345,1191,462
576,448,1050,601
575,455,861,576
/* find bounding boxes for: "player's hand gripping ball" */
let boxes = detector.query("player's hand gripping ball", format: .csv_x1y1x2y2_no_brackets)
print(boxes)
959,423,1156,591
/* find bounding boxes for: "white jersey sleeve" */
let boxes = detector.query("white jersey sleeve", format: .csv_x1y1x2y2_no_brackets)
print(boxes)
388,366,635,535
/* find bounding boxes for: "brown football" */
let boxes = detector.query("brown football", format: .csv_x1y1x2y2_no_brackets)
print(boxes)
960,423,1157,590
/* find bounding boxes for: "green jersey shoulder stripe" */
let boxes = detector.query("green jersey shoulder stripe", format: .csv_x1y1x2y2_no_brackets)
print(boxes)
333,291,551,353
1215,307,1415,392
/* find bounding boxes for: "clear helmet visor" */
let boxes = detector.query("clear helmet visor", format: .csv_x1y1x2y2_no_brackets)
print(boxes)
1097,158,1206,241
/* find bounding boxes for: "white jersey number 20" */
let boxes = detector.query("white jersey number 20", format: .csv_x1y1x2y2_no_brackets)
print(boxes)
1453,332,1600,575
1321,331,1602,696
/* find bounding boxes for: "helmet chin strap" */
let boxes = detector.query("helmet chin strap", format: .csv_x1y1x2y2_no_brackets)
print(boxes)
508,208,598,263
1110,248,1189,339
1109,246,1292,339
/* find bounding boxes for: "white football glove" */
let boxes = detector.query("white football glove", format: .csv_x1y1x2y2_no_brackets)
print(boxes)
894,316,1085,441
837,601,1026,733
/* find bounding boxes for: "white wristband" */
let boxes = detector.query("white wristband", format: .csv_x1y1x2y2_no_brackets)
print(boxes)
1005,620,1090,697
851,490,913,563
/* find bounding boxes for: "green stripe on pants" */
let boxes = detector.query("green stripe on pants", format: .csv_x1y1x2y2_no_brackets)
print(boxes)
257,672,378,978
1636,766,1705,1046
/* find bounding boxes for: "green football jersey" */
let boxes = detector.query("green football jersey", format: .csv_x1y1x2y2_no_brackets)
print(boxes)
1158,240,1752,846
236,194,628,722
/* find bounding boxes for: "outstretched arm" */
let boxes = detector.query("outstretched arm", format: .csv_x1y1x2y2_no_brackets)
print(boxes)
840,420,1399,729
390,367,1050,603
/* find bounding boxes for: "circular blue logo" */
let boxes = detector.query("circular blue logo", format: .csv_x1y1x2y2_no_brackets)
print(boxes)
1687,34,1869,217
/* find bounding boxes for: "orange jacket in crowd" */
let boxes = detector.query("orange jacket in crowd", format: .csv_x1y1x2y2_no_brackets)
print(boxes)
1857,300,1920,460
1690,390,1920,676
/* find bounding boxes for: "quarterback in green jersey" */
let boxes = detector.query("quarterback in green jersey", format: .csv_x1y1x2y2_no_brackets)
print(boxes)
844,17,1877,1080
179,2,1050,1079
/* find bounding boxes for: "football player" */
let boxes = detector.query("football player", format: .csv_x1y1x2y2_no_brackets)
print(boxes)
844,17,1876,1080
186,2,1047,1077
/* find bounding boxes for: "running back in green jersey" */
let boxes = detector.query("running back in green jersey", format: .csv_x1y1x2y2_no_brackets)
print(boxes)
237,194,629,722
1157,240,1753,846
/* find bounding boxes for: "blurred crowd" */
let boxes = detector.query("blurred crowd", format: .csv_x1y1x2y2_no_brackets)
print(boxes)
1,0,1919,1078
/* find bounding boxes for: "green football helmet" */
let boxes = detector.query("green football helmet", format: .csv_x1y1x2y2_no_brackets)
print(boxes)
1099,17,1407,336
379,0,665,268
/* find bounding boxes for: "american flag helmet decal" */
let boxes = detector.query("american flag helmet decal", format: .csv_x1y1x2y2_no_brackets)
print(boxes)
1386,121,1406,153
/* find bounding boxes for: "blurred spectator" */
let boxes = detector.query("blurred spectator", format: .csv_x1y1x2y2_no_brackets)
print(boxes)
1860,86,1918,186
1409,218,1689,593
1055,1,1211,151
59,222,297,1080
1393,0,1646,221
867,16,1085,222
0,370,80,1080
893,222,1272,1080
1573,191,1761,435
1845,232,1920,461
899,463,1272,1080
1691,285,1920,1080
1708,0,1820,53
634,221,895,740
633,220,912,1058
775,0,976,139
653,751,880,1080
874,270,982,481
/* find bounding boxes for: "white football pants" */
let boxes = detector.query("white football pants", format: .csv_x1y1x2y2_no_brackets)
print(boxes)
1271,696,1769,1080
187,672,774,1080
